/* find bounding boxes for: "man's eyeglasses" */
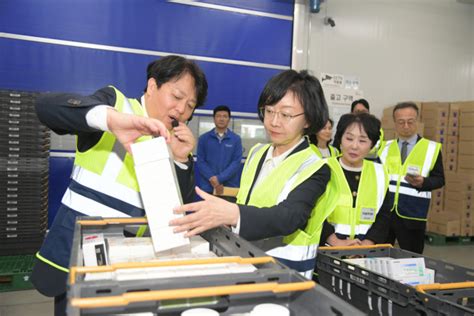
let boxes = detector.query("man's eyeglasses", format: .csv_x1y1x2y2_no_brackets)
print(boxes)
395,119,417,127
260,107,304,124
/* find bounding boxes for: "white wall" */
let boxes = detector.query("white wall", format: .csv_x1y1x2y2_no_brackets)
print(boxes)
296,0,474,119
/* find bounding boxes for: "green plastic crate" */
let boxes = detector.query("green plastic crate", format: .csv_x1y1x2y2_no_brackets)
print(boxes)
0,254,35,292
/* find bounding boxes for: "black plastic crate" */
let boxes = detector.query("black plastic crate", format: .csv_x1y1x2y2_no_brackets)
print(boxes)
69,280,365,316
0,218,48,229
0,172,50,180
415,283,474,315
0,145,50,155
0,239,44,256
67,217,364,316
0,139,50,147
0,186,49,195
0,152,49,159
0,213,48,224
0,89,37,98
0,229,46,239
0,158,50,166
0,117,43,127
0,146,50,155
0,197,48,205
3,124,48,132
0,177,49,187
0,118,46,128
0,109,40,117
0,131,50,140
316,245,474,315
0,225,47,236
0,100,36,109
1,205,48,215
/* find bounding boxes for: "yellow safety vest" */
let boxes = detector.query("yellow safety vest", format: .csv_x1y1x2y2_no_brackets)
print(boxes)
326,158,388,239
237,142,336,278
36,86,151,272
379,138,440,221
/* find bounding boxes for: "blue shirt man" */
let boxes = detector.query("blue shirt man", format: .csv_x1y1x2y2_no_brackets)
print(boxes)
197,105,243,194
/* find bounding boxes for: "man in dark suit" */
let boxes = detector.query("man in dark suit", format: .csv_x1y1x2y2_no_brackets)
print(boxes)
31,55,208,315
379,102,445,254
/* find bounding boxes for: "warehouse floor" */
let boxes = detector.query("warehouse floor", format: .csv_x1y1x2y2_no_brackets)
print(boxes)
0,244,473,316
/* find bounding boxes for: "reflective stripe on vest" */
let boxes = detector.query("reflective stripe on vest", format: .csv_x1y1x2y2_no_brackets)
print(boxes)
267,244,318,279
65,86,150,217
331,223,373,236
310,144,339,159
237,142,329,277
326,158,388,239
380,138,440,221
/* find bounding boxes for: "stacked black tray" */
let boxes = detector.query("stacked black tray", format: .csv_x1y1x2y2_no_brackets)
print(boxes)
0,90,50,255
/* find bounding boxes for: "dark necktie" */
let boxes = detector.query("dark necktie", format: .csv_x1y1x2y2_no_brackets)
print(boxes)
401,141,409,164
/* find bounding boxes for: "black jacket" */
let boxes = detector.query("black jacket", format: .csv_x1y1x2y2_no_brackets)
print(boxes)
35,86,195,203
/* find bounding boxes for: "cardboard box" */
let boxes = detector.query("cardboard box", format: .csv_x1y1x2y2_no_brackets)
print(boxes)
457,155,474,171
460,211,474,225
460,112,474,127
445,172,474,188
82,233,109,267
131,137,189,253
428,208,443,219
444,153,457,172
428,222,459,236
383,105,395,118
444,198,472,213
427,211,460,236
429,202,443,213
458,208,474,236
424,133,445,145
422,102,450,121
423,117,448,128
448,103,460,137
430,188,444,211
387,258,426,278
449,103,461,120
417,122,424,137
383,128,395,140
429,211,460,222
431,188,444,201
459,127,474,141
452,208,473,225
447,123,458,137
458,141,474,156
381,117,395,129
445,161,457,172
424,126,446,137
444,189,472,202
460,224,473,236
445,136,458,155
445,178,474,192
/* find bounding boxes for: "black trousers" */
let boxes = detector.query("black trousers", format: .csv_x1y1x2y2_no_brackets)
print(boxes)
387,213,426,254
31,258,68,316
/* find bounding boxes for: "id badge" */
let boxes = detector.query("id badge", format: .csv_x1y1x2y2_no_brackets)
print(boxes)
360,207,375,222
406,165,420,176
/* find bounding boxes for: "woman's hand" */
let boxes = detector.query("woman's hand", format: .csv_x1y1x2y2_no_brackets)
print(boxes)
169,187,240,237
360,239,375,246
327,233,361,247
